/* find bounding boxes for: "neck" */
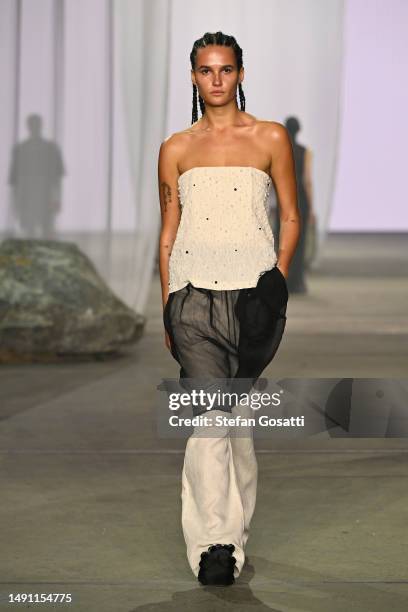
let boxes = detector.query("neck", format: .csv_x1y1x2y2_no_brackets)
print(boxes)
198,100,243,131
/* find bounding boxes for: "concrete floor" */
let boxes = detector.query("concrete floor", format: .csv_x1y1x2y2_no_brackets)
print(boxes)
1,234,407,611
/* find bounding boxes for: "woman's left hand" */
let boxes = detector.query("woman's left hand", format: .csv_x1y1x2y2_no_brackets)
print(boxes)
276,264,289,279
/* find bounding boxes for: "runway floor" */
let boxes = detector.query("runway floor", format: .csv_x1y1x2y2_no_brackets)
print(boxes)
1,233,407,611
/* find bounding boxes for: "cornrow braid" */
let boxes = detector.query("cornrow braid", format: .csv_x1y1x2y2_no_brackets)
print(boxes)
189,31,245,125
192,84,199,124
238,82,246,112
192,85,206,124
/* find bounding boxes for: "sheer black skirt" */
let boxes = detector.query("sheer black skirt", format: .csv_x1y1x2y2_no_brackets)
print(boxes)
163,265,288,416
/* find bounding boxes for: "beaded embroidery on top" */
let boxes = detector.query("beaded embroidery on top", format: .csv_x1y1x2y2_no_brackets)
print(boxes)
168,166,277,293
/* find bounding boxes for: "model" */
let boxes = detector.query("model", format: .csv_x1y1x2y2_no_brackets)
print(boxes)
158,31,300,586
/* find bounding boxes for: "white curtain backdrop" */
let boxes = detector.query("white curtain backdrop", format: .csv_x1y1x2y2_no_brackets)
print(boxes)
115,0,171,312
330,0,408,231
0,0,344,315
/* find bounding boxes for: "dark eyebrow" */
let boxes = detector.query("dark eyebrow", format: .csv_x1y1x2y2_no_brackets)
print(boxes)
196,64,235,70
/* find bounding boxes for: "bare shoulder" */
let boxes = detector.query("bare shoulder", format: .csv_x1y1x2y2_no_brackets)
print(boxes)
256,119,290,143
158,132,185,175
255,120,293,164
159,127,195,169
160,130,187,155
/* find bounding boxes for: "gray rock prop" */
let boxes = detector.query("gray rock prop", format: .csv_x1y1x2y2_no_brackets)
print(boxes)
0,239,146,362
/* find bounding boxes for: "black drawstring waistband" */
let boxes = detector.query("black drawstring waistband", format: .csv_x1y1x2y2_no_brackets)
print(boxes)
192,284,215,329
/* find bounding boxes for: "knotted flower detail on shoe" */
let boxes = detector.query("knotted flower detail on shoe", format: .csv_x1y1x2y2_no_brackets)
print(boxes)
207,543,235,554
198,543,236,586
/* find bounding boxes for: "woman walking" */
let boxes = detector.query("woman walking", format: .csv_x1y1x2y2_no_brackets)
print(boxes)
158,31,300,586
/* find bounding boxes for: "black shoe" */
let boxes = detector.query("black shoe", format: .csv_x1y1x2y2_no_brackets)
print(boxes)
198,544,236,586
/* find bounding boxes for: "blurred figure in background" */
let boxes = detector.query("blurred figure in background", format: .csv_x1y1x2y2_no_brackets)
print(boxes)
274,116,315,293
7,114,65,240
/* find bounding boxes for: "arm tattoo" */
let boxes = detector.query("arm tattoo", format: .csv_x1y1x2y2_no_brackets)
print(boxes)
161,181,172,212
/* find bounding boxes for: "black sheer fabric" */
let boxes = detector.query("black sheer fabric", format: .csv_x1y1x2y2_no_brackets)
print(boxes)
163,265,288,417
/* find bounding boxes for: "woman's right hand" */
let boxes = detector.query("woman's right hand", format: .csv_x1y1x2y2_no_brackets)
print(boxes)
163,296,172,352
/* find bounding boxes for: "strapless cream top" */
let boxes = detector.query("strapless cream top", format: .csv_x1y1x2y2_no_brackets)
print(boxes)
168,166,277,293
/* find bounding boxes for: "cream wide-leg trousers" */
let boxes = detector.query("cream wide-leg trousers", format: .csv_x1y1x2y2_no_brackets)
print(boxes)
181,403,257,578
163,281,287,578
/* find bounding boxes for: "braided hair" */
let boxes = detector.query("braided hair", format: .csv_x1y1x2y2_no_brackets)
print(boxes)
190,31,246,125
